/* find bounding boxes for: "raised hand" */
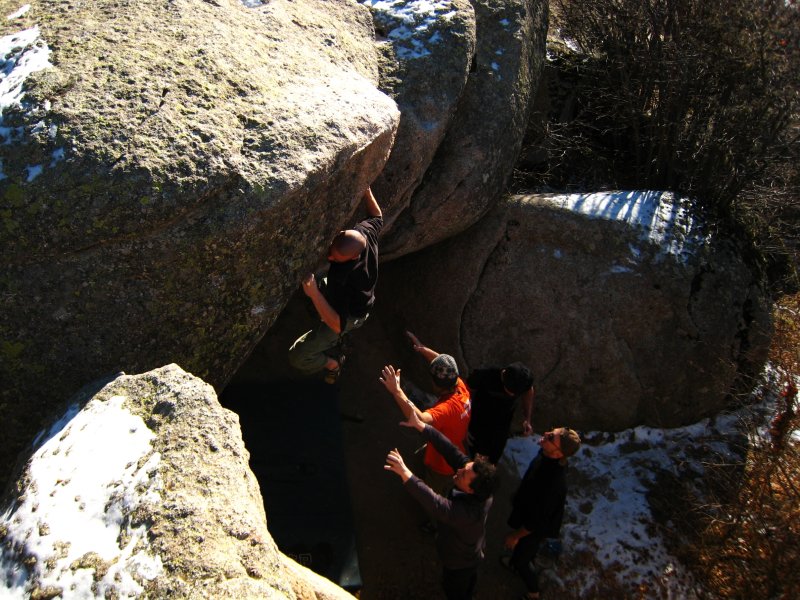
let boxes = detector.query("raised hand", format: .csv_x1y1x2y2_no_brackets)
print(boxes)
384,448,412,481
405,330,422,351
379,364,402,396
301,273,317,297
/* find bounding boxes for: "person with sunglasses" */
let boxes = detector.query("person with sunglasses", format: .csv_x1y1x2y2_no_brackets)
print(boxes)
502,427,582,600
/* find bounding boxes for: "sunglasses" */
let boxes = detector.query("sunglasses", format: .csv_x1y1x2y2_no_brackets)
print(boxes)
543,431,561,447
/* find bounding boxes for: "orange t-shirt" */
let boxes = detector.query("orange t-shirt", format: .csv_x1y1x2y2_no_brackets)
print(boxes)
423,377,472,475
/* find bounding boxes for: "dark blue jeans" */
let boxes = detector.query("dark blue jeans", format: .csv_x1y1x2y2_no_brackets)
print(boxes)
510,535,543,594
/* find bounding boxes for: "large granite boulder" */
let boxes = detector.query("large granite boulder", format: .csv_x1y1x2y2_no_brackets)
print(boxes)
361,0,549,258
0,0,398,487
0,364,351,600
358,0,476,222
372,192,771,430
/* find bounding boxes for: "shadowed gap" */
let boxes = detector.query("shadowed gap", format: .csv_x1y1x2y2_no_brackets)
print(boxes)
220,375,362,592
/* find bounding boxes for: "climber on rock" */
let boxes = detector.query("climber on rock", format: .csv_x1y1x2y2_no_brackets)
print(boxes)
288,186,382,384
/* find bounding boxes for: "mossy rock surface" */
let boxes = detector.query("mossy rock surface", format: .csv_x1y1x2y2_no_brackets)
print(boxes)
1,364,354,599
0,0,398,490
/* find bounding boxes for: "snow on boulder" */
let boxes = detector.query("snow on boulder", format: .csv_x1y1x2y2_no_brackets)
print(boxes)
375,0,549,259
0,364,352,599
374,191,771,430
358,0,476,224
0,0,398,489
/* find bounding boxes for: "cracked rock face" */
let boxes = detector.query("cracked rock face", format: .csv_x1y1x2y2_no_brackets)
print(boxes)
361,0,549,259
373,193,771,430
0,364,351,599
0,0,398,488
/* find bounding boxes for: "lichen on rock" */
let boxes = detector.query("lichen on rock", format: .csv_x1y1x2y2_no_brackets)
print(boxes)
1,364,353,599
0,0,399,491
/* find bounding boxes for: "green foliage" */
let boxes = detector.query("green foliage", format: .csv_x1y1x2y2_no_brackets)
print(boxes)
0,340,25,361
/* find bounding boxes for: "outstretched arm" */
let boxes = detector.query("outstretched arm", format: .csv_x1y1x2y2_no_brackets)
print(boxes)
398,401,468,471
399,408,469,470
384,448,413,483
388,449,458,524
301,274,342,334
417,418,469,471
380,365,433,424
521,387,534,436
406,331,439,364
363,186,382,218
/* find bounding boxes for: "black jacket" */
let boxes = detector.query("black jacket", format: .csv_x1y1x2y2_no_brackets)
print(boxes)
466,368,520,463
508,450,567,538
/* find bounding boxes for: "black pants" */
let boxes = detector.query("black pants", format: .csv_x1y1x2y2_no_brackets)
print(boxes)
510,535,543,594
442,565,477,600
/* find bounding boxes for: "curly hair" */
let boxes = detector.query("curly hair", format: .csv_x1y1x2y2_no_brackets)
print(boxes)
469,455,499,501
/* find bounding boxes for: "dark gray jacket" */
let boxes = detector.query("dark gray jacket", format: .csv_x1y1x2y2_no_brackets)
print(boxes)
404,424,493,569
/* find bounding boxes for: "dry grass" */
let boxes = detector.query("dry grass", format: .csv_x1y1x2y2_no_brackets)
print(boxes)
667,293,800,599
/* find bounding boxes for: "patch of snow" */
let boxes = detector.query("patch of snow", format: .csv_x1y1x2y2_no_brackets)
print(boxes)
24,163,41,181
360,0,455,59
49,146,64,167
0,124,22,145
553,249,563,259
0,395,163,598
239,0,265,7
0,27,51,109
0,25,59,183
491,62,500,71
31,402,81,448
5,5,30,20
608,264,634,274
502,385,785,598
549,191,707,264
495,48,505,55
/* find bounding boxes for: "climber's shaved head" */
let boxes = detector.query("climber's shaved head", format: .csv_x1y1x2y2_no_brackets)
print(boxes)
328,229,366,262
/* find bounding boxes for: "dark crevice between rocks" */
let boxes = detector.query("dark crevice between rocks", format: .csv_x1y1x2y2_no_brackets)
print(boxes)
686,264,712,335
458,213,518,368
219,293,362,593
219,377,362,594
